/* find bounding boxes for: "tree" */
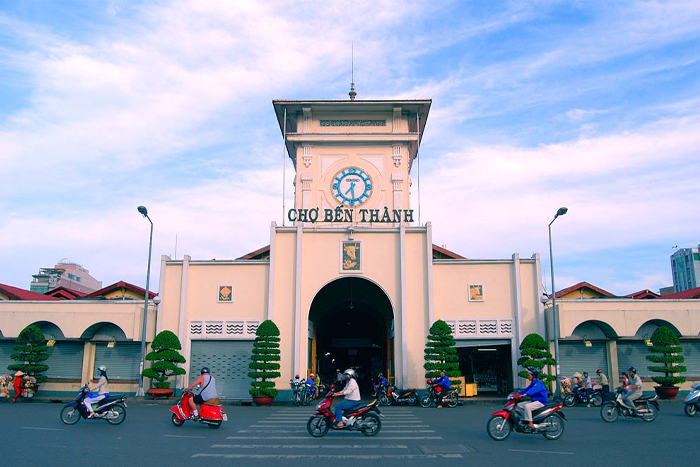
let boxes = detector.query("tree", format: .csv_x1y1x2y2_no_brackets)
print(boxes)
517,333,555,385
8,325,49,384
423,320,460,386
646,325,687,387
142,330,186,389
248,320,281,398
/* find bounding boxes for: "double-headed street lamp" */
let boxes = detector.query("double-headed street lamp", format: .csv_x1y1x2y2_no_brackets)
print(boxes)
136,205,153,397
548,206,567,400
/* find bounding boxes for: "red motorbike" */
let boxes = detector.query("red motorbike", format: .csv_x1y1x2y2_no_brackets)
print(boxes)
170,389,227,429
306,391,383,437
487,393,566,441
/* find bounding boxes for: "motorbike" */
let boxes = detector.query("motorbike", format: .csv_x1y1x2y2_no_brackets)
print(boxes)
290,379,304,406
486,393,566,441
600,387,659,423
170,388,227,429
420,379,458,408
684,382,700,417
563,385,603,407
60,385,128,425
306,391,383,437
386,385,418,406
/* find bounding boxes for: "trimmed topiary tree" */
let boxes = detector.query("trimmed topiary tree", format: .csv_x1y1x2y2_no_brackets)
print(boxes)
423,320,460,387
142,330,186,389
248,320,281,398
517,333,555,385
646,325,687,387
8,325,49,384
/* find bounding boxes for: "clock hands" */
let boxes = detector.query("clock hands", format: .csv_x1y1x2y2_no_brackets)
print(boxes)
344,181,357,198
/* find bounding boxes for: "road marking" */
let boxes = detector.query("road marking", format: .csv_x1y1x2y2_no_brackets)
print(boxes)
508,449,575,455
226,436,442,440
22,427,63,431
193,453,462,459
249,424,431,428
163,434,207,439
212,444,409,449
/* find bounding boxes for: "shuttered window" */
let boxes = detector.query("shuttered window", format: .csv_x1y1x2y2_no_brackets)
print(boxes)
617,341,651,378
1,341,15,373
189,340,254,399
559,341,608,379
45,342,84,380
94,343,141,381
681,340,700,378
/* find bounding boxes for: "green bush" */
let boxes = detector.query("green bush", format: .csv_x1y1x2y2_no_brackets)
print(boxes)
517,333,555,384
423,320,460,388
646,325,686,387
8,325,49,384
142,330,186,389
248,320,281,398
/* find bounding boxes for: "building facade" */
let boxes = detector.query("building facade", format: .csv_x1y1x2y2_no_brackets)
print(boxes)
30,260,102,295
672,246,700,293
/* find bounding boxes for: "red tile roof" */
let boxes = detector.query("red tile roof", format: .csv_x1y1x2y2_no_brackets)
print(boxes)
658,286,700,299
0,283,62,301
82,281,156,299
625,289,661,299
554,281,616,299
45,286,87,300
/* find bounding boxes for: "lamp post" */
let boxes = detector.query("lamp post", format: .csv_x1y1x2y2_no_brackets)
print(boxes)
548,206,567,400
136,205,153,397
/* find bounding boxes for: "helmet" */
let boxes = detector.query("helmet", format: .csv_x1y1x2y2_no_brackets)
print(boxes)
378,373,383,377
201,367,210,375
295,375,299,379
628,367,636,374
344,369,355,378
310,373,315,377
97,365,107,373
527,367,540,378
596,369,602,373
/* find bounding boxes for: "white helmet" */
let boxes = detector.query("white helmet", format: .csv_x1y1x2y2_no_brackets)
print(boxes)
344,368,355,378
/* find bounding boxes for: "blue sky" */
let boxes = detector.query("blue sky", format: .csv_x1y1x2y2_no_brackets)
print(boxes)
1,0,699,296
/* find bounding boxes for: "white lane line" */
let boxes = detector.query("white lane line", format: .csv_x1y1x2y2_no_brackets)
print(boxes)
163,434,207,439
193,454,462,459
22,427,64,431
508,449,575,455
226,436,443,440
212,444,409,449
248,425,431,428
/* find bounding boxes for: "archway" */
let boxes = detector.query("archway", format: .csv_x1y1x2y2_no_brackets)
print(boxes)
309,277,393,394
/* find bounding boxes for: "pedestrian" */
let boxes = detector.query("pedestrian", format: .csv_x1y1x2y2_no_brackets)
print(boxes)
12,371,27,403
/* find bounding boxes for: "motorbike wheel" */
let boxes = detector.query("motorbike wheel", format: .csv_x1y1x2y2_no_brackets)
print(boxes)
446,393,458,408
60,406,81,425
171,413,185,427
600,403,618,423
407,395,418,406
106,404,127,425
591,394,603,407
640,404,658,422
361,413,382,437
541,415,565,440
307,416,329,438
419,395,432,408
302,393,311,406
378,394,390,406
486,415,511,441
563,394,575,407
684,404,697,417
208,421,222,429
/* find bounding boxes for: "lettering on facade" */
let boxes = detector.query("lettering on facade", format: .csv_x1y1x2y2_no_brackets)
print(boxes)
319,119,386,127
287,207,414,224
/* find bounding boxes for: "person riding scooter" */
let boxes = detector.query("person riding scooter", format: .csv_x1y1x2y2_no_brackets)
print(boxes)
334,369,361,428
433,371,451,408
85,366,110,418
517,367,548,431
621,367,643,414
373,373,388,397
185,367,217,419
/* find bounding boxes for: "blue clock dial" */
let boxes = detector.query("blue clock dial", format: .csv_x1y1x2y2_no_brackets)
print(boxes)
332,167,372,206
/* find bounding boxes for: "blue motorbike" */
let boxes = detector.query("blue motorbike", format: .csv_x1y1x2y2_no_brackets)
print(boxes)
60,385,128,425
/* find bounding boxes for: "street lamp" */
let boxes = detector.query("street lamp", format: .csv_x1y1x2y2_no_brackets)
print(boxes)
548,206,567,400
136,205,153,397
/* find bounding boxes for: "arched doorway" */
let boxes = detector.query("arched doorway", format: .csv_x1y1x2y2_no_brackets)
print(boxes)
309,277,393,394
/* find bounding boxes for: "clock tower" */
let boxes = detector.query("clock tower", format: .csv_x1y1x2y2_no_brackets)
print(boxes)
272,99,431,226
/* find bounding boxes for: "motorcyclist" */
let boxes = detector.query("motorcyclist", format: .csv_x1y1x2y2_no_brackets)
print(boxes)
517,367,548,431
621,367,643,414
433,371,451,408
373,373,388,396
334,369,361,428
185,367,217,419
85,366,110,418
582,372,592,406
596,369,609,396
306,373,317,398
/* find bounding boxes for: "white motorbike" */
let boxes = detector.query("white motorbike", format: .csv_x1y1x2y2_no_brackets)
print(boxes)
684,382,700,417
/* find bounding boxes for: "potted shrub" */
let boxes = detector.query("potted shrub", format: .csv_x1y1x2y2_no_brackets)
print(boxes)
8,325,49,397
248,320,281,406
517,333,556,393
142,330,186,399
646,325,687,400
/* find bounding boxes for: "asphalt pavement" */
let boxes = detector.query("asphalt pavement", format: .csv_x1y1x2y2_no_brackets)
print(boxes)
0,397,695,466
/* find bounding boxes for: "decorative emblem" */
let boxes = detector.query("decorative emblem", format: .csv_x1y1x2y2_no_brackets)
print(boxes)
218,285,232,302
341,241,362,272
332,167,372,206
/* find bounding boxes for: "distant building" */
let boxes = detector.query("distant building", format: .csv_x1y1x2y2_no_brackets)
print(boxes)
29,260,102,295
671,246,700,293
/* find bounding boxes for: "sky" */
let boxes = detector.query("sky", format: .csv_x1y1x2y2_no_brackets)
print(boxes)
1,0,699,297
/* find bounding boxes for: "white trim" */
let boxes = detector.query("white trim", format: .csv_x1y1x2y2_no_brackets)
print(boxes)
267,222,277,321
187,320,260,340
444,319,514,338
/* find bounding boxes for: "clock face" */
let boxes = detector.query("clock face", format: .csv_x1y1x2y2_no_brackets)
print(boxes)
332,167,372,206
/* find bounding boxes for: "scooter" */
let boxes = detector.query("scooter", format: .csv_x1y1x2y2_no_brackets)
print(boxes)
487,393,566,441
420,379,458,408
563,385,603,407
306,391,383,437
600,387,659,422
170,388,227,429
60,385,128,425
386,385,419,406
683,382,700,417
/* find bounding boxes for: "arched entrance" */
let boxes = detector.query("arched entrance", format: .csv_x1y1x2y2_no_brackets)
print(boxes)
309,277,394,394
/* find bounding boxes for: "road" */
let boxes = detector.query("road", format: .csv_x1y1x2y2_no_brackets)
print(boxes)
0,398,695,466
